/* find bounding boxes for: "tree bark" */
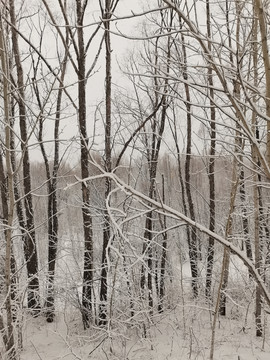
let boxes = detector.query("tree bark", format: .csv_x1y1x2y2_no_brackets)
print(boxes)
76,0,94,328
205,0,216,300
33,47,68,322
181,31,199,297
254,0,270,168
99,0,113,326
158,174,168,313
252,6,263,337
140,21,170,310
9,0,40,311
0,14,16,358
239,167,253,263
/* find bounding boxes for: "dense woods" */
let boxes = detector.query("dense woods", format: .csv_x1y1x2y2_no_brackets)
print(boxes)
1,0,270,359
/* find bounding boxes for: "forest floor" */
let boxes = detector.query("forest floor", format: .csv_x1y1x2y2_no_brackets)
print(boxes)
18,257,270,359
20,300,270,360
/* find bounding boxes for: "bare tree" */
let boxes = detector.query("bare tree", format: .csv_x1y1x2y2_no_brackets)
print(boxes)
75,0,94,328
30,11,69,321
0,11,16,358
181,26,199,298
9,0,40,311
138,10,172,313
205,0,216,300
98,0,119,326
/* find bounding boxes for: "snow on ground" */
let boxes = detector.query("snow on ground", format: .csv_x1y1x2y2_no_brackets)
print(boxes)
18,254,270,359
20,300,270,360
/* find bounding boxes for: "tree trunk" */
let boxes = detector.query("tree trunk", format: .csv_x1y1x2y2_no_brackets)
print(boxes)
251,5,263,337
99,0,113,326
239,167,253,263
0,15,16,358
254,170,262,336
158,174,168,313
140,99,168,310
205,0,216,300
140,24,170,309
181,31,199,297
219,162,239,316
171,110,193,296
254,0,270,168
9,0,40,311
219,0,244,315
32,33,68,322
76,0,94,328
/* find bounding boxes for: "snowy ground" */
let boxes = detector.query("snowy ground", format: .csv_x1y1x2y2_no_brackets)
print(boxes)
19,301,270,360
17,254,270,359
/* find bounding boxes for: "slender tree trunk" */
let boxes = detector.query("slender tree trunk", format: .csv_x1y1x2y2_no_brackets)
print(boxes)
141,208,154,311
239,166,253,263
42,0,103,328
254,0,270,168
9,0,40,311
76,1,94,328
140,34,159,307
168,19,198,298
0,150,12,357
251,5,263,337
219,0,244,316
0,152,8,336
158,174,168,313
170,109,193,294
41,48,68,322
0,15,16,358
123,254,134,318
9,98,27,249
254,166,262,336
205,0,216,300
219,158,239,316
30,20,69,321
235,0,252,264
140,100,168,309
181,31,199,297
140,21,170,309
99,0,113,326
155,254,160,301
210,160,239,358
